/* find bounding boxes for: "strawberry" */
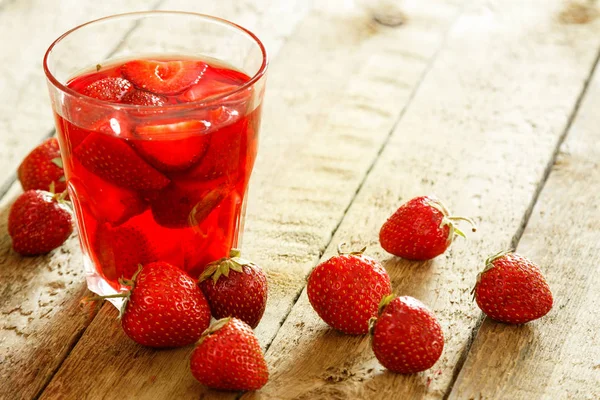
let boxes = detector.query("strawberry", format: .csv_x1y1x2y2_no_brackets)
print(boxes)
210,66,252,85
182,80,241,102
55,115,92,150
70,158,148,226
8,189,73,256
74,132,170,191
379,196,476,261
17,138,66,193
150,180,230,229
92,223,158,281
473,251,553,324
190,317,269,391
100,262,211,348
132,120,211,172
371,295,444,374
180,117,246,182
121,60,207,95
199,249,268,329
181,217,232,278
81,77,133,102
306,244,392,335
122,90,166,106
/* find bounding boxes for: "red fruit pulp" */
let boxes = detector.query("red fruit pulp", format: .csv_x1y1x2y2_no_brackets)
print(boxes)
55,57,260,289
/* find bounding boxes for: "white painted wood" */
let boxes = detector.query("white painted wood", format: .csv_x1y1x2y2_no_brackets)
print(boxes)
0,0,163,193
0,0,311,398
39,1,464,398
244,1,600,399
448,58,600,400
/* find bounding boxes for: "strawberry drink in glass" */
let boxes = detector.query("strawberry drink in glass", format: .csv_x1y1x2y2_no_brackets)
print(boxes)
43,12,267,302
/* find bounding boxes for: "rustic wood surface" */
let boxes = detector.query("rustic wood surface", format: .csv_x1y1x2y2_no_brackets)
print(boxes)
448,55,600,400
1,0,599,399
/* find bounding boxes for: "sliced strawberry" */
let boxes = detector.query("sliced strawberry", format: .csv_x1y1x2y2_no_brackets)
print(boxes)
131,120,211,172
122,90,167,106
181,80,241,103
81,77,133,102
70,158,148,226
121,60,207,95
211,66,251,85
93,223,158,281
150,180,231,229
182,222,230,278
178,117,247,182
74,132,170,191
182,192,241,278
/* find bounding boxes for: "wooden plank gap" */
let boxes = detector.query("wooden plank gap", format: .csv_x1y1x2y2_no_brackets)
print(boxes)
509,43,600,251
258,4,466,358
18,1,172,397
443,33,600,400
30,304,101,400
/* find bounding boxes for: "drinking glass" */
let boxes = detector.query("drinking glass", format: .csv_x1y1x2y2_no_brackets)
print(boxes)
43,12,267,302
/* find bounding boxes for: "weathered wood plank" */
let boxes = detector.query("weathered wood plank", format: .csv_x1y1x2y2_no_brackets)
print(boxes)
0,185,92,400
0,0,165,197
243,1,600,399
448,56,600,400
38,1,463,398
0,1,310,399
0,2,166,398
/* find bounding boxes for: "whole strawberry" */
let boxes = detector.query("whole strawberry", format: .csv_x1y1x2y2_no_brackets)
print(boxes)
199,249,268,329
473,251,553,324
8,189,73,255
371,295,444,374
190,317,269,391
307,244,392,335
18,138,66,193
106,262,211,347
379,195,476,260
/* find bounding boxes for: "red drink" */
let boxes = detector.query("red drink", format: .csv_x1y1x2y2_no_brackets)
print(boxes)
55,58,260,288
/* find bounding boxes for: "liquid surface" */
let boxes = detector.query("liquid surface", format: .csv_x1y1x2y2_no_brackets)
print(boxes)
56,57,260,288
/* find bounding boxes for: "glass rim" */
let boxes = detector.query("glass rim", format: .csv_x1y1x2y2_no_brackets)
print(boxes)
43,10,268,111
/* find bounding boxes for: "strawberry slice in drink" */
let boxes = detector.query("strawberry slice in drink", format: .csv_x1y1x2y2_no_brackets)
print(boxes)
122,90,167,106
92,219,184,281
181,192,241,277
150,179,231,229
81,77,133,102
69,158,148,226
131,120,211,172
176,115,247,182
121,60,208,95
74,132,170,191
181,79,242,102
93,223,158,281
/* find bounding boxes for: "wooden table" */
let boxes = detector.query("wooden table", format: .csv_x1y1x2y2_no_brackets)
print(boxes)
2,0,600,399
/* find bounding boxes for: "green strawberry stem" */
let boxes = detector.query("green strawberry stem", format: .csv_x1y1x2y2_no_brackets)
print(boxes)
51,157,64,169
197,317,231,345
336,242,367,256
447,216,477,232
471,249,514,300
84,293,129,301
199,248,254,284
82,265,142,316
377,294,396,315
370,294,397,334
484,249,514,267
426,196,477,239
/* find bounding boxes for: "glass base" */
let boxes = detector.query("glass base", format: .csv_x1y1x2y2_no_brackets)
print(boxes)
83,254,125,309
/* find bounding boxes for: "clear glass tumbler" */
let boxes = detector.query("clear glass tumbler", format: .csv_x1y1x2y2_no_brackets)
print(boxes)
43,12,267,300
